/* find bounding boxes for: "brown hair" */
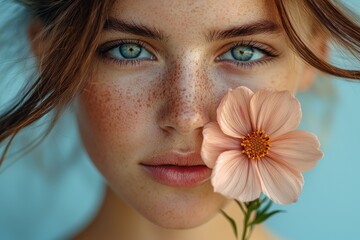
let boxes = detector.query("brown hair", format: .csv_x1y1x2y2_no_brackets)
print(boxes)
0,0,116,164
0,0,359,165
275,0,360,79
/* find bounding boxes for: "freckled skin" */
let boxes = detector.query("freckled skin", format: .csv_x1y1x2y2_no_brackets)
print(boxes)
75,0,317,229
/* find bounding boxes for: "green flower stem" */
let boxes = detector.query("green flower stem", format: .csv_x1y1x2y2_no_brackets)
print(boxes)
222,197,283,240
242,220,248,240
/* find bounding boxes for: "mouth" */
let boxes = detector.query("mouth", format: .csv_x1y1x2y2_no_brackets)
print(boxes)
140,152,212,188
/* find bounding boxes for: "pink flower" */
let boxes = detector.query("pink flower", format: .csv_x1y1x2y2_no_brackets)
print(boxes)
201,86,323,204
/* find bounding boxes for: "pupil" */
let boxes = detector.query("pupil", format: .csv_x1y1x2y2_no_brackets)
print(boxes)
231,46,254,61
120,44,141,59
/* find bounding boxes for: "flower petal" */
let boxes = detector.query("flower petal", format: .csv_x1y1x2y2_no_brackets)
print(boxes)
250,90,301,138
201,122,241,168
257,157,303,204
217,86,254,138
212,150,262,202
269,130,323,172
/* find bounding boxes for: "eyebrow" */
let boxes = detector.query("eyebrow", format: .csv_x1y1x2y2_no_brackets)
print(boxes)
206,20,281,42
104,17,169,41
104,17,280,42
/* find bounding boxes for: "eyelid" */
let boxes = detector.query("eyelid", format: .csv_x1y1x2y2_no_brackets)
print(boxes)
97,39,158,60
216,40,280,60
214,40,281,70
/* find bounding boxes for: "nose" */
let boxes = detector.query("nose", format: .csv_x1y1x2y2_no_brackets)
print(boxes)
158,56,213,136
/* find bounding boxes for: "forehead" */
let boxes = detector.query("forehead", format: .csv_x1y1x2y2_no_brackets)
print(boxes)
110,0,279,36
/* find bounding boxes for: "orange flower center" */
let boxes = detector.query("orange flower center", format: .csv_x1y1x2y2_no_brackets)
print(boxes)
241,130,271,160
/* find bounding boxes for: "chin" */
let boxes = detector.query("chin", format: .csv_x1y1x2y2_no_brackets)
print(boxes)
142,205,222,229
123,182,228,229
148,212,216,229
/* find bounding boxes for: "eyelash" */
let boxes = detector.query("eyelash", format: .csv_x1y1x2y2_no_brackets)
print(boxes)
97,39,280,69
97,39,153,66
217,40,280,70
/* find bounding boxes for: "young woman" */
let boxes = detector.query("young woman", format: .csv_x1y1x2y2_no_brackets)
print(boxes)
0,0,359,239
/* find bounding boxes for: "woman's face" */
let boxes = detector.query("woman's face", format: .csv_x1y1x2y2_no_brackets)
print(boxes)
76,0,314,228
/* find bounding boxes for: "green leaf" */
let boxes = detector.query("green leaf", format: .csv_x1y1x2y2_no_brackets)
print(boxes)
235,200,246,214
256,198,273,217
258,195,267,205
249,210,285,225
221,209,238,239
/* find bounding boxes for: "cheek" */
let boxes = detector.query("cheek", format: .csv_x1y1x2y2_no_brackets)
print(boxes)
267,71,298,92
215,55,305,93
75,82,152,165
273,56,307,92
259,57,306,93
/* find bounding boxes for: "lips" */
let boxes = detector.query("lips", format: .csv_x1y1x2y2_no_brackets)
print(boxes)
140,152,212,188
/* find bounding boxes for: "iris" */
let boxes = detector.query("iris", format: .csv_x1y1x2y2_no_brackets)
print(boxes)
231,46,254,61
119,43,142,59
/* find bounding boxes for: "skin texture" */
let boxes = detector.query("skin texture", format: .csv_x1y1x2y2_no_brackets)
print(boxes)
74,0,319,231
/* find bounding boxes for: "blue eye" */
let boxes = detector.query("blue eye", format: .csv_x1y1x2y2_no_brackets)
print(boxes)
98,40,155,66
218,45,265,63
119,44,142,58
107,42,154,60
